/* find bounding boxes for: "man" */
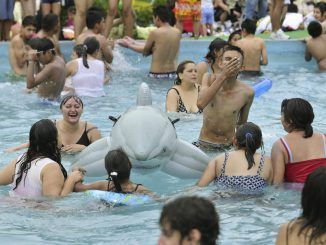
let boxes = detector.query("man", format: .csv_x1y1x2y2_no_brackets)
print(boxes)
9,16,36,76
26,38,66,100
37,13,62,57
196,45,254,151
158,196,219,245
76,8,113,64
236,19,268,76
305,21,326,71
117,5,181,79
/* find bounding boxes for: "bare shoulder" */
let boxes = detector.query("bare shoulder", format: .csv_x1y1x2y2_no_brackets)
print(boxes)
85,121,98,130
166,86,179,97
10,35,22,47
237,80,254,94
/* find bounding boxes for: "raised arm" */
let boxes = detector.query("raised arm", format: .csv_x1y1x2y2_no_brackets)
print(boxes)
26,63,54,89
271,140,286,185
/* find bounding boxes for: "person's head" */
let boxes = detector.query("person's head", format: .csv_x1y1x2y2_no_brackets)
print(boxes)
228,29,242,45
30,37,56,64
86,9,105,33
281,98,314,138
314,2,326,22
158,196,219,245
81,36,100,68
174,60,197,85
307,21,322,38
13,119,66,190
299,167,326,244
67,6,76,19
153,5,170,26
235,122,263,170
60,95,84,124
205,38,227,68
241,19,257,36
21,16,36,41
220,45,244,75
41,13,59,33
105,148,132,193
71,44,84,59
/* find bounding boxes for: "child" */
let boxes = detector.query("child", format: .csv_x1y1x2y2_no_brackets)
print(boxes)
74,148,152,195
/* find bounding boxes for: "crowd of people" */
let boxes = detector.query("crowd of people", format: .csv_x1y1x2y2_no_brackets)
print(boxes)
0,1,325,244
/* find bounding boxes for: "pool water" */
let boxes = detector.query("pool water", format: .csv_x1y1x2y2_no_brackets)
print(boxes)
0,40,325,244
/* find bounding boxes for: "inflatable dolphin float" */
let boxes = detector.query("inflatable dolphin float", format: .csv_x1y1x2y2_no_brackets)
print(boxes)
71,83,209,179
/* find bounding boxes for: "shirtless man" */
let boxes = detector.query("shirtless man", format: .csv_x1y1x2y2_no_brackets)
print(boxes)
305,21,326,71
236,19,268,76
37,13,62,57
196,45,254,151
76,9,113,64
117,5,181,79
9,16,36,76
26,38,66,100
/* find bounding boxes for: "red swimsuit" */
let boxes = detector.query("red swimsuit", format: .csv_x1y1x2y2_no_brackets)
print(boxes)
280,134,326,183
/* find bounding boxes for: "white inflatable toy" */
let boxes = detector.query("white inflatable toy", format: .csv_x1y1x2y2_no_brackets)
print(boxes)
71,83,209,179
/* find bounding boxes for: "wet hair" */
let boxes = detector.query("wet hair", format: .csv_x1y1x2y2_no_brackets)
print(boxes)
30,37,55,55
41,13,58,32
86,9,104,29
315,2,326,15
235,122,263,170
105,148,132,193
174,60,195,85
82,37,100,68
13,119,67,190
228,29,242,44
153,5,170,23
159,196,219,245
281,98,314,138
241,19,257,34
60,95,84,109
22,16,36,28
204,38,227,70
307,21,322,38
221,45,244,62
73,44,84,58
27,38,40,49
297,167,326,245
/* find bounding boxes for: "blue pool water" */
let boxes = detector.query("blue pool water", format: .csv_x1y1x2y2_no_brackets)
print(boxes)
0,40,325,244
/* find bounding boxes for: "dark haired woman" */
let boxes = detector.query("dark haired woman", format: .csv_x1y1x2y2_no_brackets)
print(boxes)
276,167,326,244
228,29,242,45
65,36,106,97
196,38,227,84
0,119,83,197
166,60,202,114
197,122,273,192
271,98,326,184
74,148,152,195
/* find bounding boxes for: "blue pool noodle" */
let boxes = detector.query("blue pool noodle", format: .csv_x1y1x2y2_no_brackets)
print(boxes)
252,78,272,98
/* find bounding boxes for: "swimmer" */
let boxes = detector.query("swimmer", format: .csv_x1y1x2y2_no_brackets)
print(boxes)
235,19,268,76
197,122,273,193
158,196,219,245
9,16,36,76
26,37,66,100
305,21,326,71
0,119,83,198
228,29,242,46
196,38,227,84
196,45,254,152
74,148,153,195
166,60,202,113
117,6,181,78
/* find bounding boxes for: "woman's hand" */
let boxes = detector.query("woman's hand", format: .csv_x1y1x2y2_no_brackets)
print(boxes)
61,144,86,153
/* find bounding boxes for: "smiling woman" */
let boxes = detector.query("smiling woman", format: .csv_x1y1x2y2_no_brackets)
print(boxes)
56,95,101,153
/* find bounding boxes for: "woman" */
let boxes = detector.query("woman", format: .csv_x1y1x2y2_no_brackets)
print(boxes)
197,122,273,193
5,95,101,154
196,38,227,84
228,29,242,45
166,60,201,114
66,36,106,97
74,148,152,195
0,119,83,197
271,98,326,184
57,95,101,153
276,167,326,244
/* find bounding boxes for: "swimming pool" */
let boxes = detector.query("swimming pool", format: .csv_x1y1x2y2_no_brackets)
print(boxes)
0,40,325,244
